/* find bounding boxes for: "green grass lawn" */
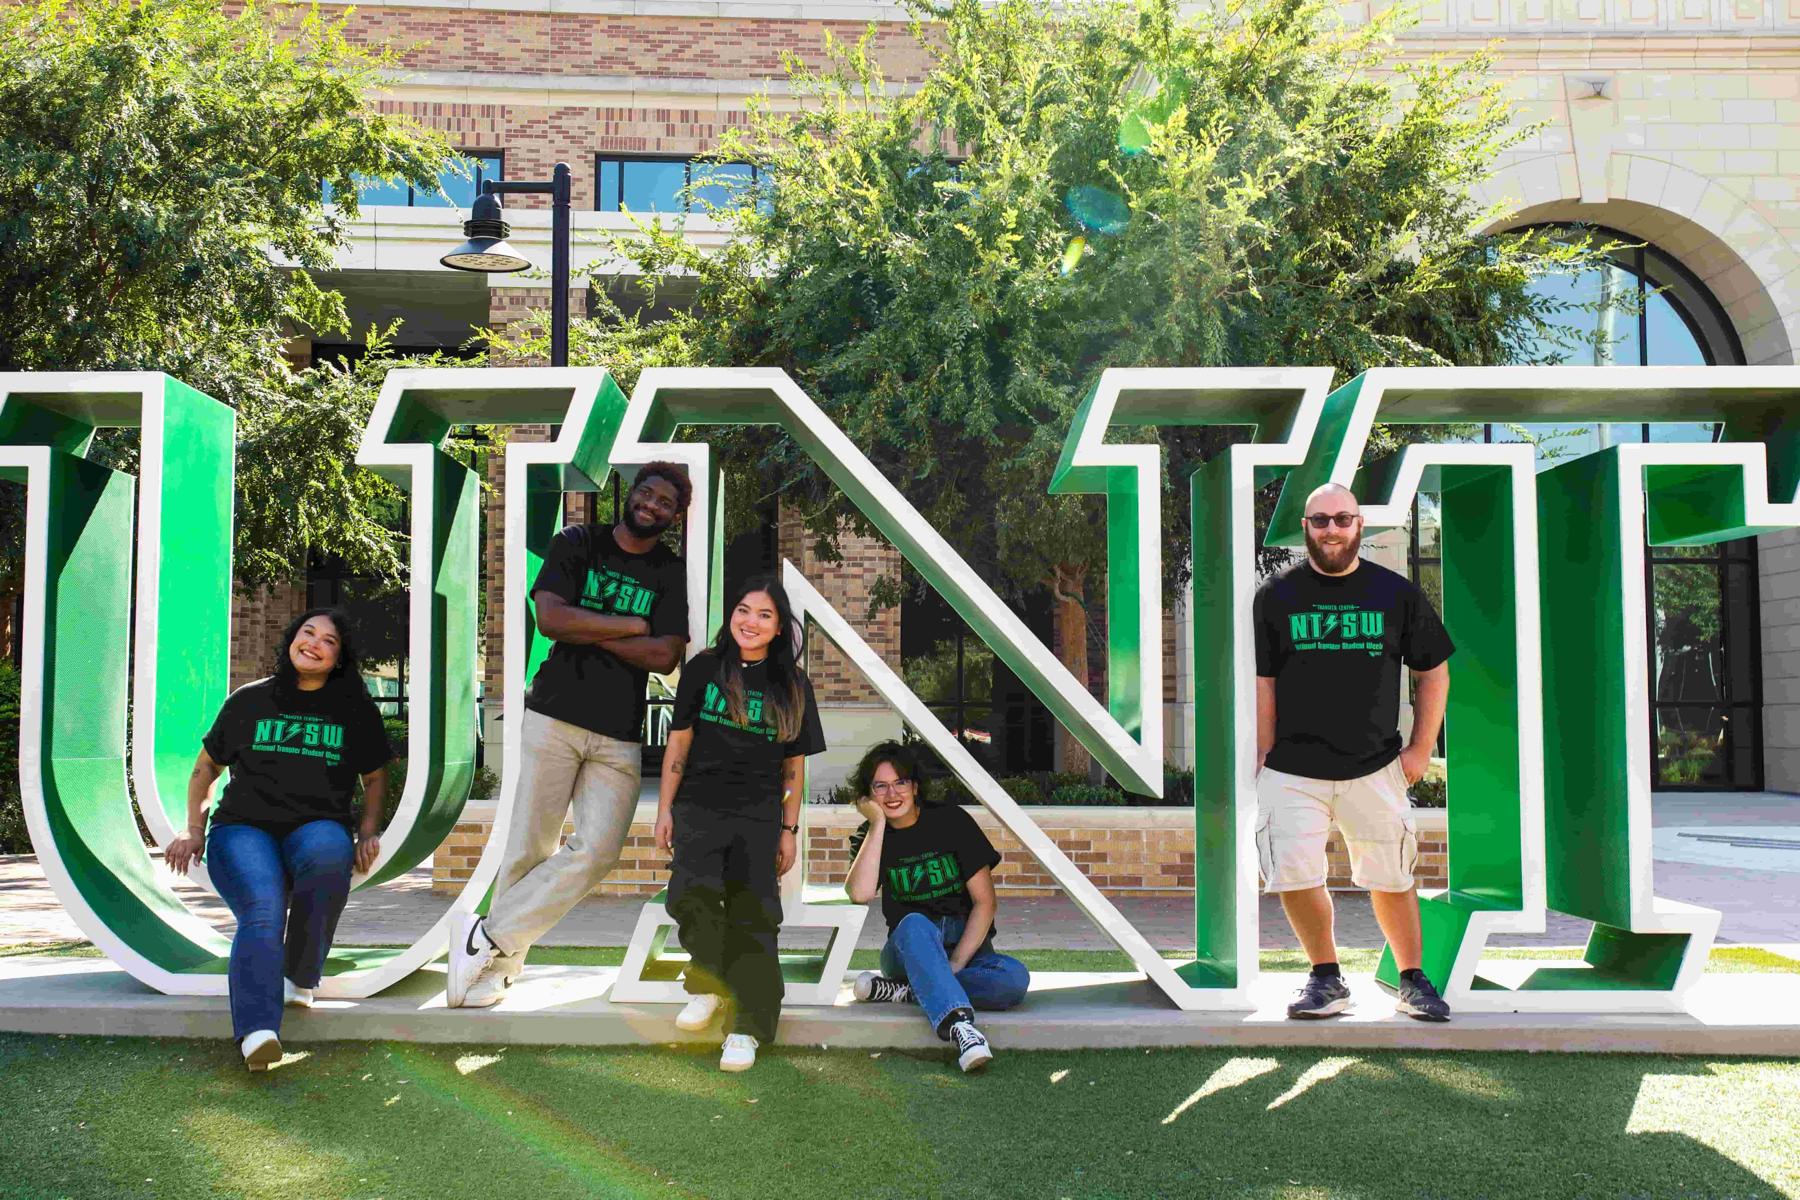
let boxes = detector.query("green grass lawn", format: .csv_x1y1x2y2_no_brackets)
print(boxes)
0,1033,1794,1200
2,943,1797,1197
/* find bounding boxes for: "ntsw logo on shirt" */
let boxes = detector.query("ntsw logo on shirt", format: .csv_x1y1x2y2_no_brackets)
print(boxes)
1288,606,1385,655
251,716,346,765
888,851,962,901
581,565,657,617
698,681,776,741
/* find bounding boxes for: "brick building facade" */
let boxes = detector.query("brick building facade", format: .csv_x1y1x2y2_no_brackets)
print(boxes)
246,2,1800,895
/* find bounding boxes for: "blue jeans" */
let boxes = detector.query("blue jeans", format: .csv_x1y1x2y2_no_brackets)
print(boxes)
880,912,1031,1037
207,820,354,1041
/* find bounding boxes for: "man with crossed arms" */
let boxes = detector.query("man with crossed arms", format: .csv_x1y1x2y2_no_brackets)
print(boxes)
1254,482,1454,1022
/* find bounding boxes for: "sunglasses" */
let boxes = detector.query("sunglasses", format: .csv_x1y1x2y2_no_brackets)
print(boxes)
1305,512,1361,529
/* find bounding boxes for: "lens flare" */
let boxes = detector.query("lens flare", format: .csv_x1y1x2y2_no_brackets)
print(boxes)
1064,186,1129,235
1060,237,1088,275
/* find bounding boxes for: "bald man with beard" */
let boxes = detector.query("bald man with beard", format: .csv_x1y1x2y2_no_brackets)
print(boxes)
1253,483,1454,1022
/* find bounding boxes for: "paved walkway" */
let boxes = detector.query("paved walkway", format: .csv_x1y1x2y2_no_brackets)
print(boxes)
4,791,1796,952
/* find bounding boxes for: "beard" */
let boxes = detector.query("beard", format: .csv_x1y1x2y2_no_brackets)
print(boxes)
621,504,672,539
1304,524,1362,574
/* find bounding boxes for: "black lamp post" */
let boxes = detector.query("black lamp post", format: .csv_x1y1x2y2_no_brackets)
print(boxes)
441,161,573,367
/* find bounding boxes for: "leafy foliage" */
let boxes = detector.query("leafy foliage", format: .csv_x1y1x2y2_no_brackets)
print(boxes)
0,0,459,590
498,0,1611,612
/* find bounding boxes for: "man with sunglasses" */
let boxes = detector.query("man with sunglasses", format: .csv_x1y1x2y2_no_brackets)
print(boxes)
1253,483,1454,1022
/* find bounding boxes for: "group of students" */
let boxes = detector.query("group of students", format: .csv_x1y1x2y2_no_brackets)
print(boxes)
167,463,1456,1074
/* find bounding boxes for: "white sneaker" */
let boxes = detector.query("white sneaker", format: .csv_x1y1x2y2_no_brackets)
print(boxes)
949,1020,993,1073
719,1033,759,1072
462,969,513,1010
283,979,314,1009
853,971,913,1004
675,992,723,1032
241,1029,283,1072
447,913,501,1009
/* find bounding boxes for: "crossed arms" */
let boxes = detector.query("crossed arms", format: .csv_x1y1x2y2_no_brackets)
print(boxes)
533,590,684,674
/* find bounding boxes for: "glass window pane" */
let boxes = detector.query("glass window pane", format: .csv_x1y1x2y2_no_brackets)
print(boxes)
689,161,755,212
1647,421,1718,444
327,173,409,207
1722,561,1758,702
1645,288,1708,366
598,159,621,211
1416,562,1443,624
418,152,502,209
1494,422,1603,469
619,159,687,213
1523,263,1642,366
903,637,961,703
1415,493,1441,560
1653,562,1723,702
1655,707,1731,787
955,705,1000,772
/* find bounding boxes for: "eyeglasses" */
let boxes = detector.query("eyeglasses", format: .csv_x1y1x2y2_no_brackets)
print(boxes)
1305,512,1361,529
870,780,915,797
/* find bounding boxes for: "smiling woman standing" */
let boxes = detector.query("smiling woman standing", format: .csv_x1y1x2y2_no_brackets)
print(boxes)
653,575,825,1072
163,608,394,1071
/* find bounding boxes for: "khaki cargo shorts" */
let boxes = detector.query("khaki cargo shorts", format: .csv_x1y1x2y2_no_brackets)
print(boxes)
1255,759,1418,894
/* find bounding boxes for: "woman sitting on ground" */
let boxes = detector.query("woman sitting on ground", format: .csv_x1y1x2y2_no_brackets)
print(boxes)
844,742,1029,1072
164,608,393,1071
653,575,825,1072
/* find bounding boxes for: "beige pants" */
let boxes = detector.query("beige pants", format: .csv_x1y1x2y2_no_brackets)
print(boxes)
483,709,641,961
1255,759,1418,894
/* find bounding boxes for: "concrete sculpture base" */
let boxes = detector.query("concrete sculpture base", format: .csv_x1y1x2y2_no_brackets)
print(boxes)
0,956,1793,1057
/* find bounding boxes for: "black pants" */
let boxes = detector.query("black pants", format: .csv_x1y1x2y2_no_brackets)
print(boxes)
666,803,783,1043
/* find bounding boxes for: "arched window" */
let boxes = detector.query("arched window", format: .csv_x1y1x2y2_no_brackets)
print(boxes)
1410,227,1761,790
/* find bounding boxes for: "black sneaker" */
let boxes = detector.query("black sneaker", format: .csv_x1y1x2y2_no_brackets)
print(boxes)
1395,972,1451,1022
854,971,914,1004
1286,973,1354,1019
948,1020,993,1073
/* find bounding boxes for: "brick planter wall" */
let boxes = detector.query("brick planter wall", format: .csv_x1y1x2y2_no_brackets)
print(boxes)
431,804,1451,897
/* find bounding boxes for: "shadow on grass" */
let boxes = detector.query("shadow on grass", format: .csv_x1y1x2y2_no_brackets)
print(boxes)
0,1032,1792,1200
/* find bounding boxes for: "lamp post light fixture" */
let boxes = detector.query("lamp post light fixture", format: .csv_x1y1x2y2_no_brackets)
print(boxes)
441,160,573,367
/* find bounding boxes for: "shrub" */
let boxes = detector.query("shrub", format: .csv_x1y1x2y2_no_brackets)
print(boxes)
996,775,1045,805
1047,783,1124,807
470,765,500,801
1408,777,1446,808
0,661,22,852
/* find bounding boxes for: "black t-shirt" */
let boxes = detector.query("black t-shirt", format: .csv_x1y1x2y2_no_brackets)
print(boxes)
1254,558,1454,781
670,650,826,810
202,677,394,835
524,523,688,742
859,804,1002,935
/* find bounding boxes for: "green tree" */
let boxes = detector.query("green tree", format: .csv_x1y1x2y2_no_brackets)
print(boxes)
0,0,458,600
499,0,1608,772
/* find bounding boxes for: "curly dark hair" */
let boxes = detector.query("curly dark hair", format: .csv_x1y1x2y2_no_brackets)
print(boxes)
632,461,692,513
271,607,369,699
851,740,933,806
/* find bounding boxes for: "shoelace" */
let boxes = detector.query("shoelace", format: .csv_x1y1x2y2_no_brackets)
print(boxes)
952,1024,985,1052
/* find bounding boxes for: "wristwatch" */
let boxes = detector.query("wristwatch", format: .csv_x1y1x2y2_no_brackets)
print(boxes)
780,822,800,834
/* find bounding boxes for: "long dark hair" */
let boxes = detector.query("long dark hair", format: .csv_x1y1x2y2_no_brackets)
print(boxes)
271,607,369,699
709,575,806,742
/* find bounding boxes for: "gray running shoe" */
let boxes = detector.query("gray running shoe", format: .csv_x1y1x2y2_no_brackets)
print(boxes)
1286,973,1354,1019
1395,972,1452,1022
